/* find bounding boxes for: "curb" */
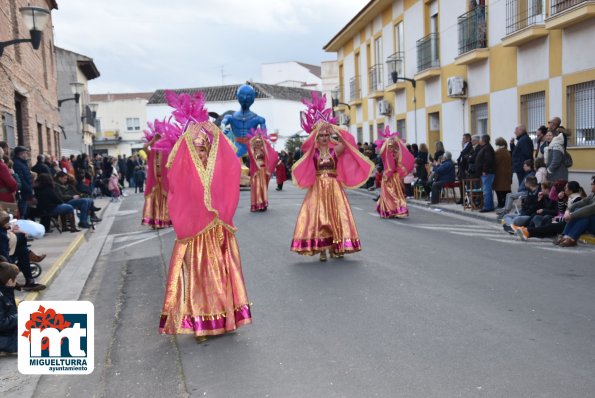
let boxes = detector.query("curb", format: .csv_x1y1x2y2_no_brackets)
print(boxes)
21,200,112,301
22,233,86,302
352,187,500,223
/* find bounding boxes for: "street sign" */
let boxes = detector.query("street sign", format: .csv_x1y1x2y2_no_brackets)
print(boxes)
269,133,278,143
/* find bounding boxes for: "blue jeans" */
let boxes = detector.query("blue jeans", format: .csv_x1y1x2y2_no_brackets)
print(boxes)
481,174,495,210
563,215,595,240
52,203,74,215
516,171,526,187
67,198,90,224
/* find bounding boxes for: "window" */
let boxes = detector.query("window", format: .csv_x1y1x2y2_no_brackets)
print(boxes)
397,119,406,137
520,91,545,140
3,113,15,147
37,123,43,154
471,103,489,136
95,118,102,133
369,124,374,143
46,127,52,156
567,80,595,147
357,127,363,144
126,117,140,131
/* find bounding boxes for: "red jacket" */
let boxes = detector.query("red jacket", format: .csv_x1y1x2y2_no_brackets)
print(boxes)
0,162,17,202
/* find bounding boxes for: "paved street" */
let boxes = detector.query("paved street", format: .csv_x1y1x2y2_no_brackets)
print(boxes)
19,185,595,397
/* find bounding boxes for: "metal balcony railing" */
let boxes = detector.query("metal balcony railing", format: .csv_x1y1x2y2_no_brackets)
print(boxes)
416,33,440,72
506,0,545,35
349,76,361,101
385,52,405,85
551,0,589,14
458,5,488,55
368,64,384,93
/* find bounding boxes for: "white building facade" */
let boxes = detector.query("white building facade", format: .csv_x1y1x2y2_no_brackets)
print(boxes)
325,0,595,185
90,92,152,156
260,61,322,90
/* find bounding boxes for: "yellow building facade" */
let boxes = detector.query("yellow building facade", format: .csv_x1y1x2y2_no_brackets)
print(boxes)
325,0,595,184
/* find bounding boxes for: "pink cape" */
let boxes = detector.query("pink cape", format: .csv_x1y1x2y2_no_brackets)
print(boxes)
380,139,415,179
292,127,374,189
166,129,241,240
145,149,170,196
247,139,278,177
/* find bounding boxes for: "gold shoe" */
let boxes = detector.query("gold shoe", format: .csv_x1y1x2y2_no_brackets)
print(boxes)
195,335,208,343
319,251,327,262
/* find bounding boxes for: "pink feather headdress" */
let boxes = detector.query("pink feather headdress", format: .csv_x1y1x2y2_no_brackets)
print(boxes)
145,90,210,152
246,127,270,142
300,92,337,134
375,125,403,150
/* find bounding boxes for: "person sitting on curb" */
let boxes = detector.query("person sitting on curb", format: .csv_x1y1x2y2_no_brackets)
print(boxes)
497,159,535,218
427,152,455,205
502,176,540,232
513,181,584,241
555,176,595,247
0,260,20,356
0,212,45,291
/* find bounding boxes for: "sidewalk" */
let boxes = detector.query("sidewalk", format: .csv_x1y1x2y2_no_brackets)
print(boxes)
16,197,112,302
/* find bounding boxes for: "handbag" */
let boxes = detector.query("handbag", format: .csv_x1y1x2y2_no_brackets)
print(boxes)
0,201,19,219
564,151,573,168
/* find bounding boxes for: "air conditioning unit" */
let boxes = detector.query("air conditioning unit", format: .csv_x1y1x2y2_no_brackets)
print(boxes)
378,100,392,116
447,76,466,98
339,113,350,126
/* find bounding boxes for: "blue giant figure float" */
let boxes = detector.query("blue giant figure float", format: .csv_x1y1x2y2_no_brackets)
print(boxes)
221,83,267,157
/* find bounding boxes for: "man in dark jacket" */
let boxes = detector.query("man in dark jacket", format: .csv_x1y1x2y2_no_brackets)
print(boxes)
510,125,534,186
12,146,33,219
429,152,456,204
476,134,496,212
31,155,51,176
457,133,474,204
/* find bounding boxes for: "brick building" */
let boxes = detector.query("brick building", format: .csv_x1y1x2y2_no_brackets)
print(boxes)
0,0,61,159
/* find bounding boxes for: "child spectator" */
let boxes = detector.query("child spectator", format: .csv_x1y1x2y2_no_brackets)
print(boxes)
0,261,20,355
107,171,121,202
134,166,146,193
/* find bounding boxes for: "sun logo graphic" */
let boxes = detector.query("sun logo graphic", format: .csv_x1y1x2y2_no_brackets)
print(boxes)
18,301,94,375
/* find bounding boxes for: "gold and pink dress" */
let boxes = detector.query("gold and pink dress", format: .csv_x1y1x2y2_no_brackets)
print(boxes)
290,128,374,256
142,150,171,228
248,137,278,212
159,122,252,337
375,130,415,219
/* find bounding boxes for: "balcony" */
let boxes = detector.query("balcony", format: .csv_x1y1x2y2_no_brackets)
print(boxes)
502,0,548,47
384,52,408,91
368,64,385,98
415,33,440,81
546,0,595,29
349,76,362,105
455,6,489,65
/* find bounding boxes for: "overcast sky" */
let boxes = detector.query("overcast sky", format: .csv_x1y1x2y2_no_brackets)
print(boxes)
52,0,367,94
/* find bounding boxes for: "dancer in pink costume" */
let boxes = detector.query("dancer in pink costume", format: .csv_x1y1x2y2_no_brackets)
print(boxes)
158,94,251,340
246,127,278,212
375,126,415,218
290,93,374,261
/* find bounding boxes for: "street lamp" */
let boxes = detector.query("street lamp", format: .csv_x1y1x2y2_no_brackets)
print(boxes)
330,87,351,110
385,62,418,144
0,6,51,57
58,82,84,107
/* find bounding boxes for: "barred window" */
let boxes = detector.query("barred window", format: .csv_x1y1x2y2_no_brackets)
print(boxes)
567,80,595,147
357,127,363,144
520,91,545,140
471,103,488,136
